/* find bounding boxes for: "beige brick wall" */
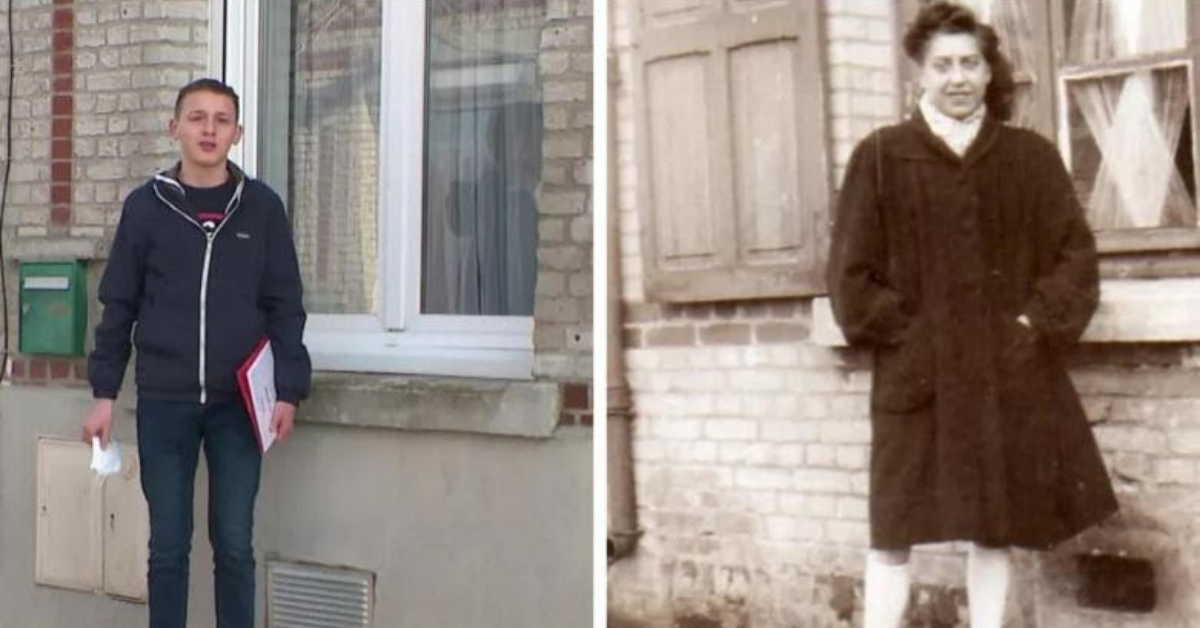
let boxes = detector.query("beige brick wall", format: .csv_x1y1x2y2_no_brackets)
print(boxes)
4,0,208,383
534,0,594,382
610,1,1200,626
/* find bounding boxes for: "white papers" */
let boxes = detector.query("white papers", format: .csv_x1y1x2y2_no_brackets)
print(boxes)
90,437,122,476
237,340,277,453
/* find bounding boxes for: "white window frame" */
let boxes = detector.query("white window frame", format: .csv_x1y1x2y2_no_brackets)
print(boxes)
221,0,535,379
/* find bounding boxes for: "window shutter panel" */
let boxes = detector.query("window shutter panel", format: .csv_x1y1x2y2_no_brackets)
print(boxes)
633,0,828,302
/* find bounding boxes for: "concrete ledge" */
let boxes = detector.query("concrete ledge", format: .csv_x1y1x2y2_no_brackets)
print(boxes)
299,373,562,439
812,278,1200,347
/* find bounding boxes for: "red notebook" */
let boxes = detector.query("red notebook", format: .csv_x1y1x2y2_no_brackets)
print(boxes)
236,338,277,453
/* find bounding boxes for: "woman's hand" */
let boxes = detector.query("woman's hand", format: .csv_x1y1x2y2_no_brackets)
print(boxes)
270,401,297,444
81,399,114,447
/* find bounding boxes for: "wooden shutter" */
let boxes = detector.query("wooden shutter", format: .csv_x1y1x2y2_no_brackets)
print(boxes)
633,0,828,302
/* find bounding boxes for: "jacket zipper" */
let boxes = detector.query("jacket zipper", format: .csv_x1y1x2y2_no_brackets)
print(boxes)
199,234,214,403
152,176,245,404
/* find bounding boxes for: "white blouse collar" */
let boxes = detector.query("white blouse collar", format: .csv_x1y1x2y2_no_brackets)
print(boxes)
919,93,987,157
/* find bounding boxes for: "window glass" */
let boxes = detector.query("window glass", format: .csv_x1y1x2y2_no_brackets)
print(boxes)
1064,0,1186,63
422,0,545,316
1066,66,1195,229
272,0,383,315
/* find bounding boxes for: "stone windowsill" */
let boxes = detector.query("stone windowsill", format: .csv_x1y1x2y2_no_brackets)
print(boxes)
93,372,563,439
811,278,1200,347
296,372,563,439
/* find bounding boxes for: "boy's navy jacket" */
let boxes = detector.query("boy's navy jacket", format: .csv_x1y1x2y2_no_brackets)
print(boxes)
89,162,312,405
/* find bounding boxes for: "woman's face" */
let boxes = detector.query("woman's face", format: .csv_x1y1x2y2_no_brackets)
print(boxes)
919,31,991,120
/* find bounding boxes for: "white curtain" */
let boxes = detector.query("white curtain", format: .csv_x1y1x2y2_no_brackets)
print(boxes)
968,0,1034,70
961,0,1037,126
1071,71,1190,228
1067,0,1186,63
423,0,544,316
1066,0,1192,229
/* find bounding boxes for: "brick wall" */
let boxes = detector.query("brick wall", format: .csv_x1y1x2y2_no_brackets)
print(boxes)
610,0,1200,626
5,0,208,385
534,0,593,384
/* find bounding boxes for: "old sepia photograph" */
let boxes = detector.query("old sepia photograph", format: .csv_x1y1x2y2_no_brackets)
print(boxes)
607,1,1198,627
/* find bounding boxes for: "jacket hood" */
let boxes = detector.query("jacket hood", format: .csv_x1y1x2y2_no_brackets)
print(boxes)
153,161,248,197
151,161,247,226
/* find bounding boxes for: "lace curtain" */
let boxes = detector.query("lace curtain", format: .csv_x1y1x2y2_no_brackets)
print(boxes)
1065,0,1192,229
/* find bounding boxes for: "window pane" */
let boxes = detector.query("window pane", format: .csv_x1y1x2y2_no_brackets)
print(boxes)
1066,66,1195,229
1065,0,1186,63
279,1,382,315
422,0,545,316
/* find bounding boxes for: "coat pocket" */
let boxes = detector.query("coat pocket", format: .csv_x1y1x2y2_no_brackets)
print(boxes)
871,318,935,412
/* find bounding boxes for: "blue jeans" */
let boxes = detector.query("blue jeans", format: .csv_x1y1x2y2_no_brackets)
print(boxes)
137,398,262,628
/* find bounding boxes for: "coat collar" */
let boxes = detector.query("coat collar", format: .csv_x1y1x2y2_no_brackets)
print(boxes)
883,109,1003,167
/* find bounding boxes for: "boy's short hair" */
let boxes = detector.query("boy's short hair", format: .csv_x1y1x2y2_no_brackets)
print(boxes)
174,78,240,121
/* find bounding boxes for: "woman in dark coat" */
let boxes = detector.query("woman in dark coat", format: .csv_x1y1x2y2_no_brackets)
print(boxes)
826,3,1118,627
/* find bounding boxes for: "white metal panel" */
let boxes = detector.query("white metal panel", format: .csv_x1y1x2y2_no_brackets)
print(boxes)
102,445,149,601
35,438,102,592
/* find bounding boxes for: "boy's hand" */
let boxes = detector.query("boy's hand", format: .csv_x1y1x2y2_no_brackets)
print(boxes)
270,401,296,444
81,399,115,448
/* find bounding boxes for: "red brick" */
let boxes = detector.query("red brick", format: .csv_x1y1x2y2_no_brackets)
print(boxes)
52,118,72,137
52,8,73,30
51,206,71,225
50,184,71,204
52,95,72,117
563,383,589,410
52,30,73,51
11,359,24,379
49,360,70,379
52,139,72,160
73,361,87,380
52,53,72,76
29,359,48,380
53,0,73,6
52,77,72,93
51,161,71,182
580,413,593,427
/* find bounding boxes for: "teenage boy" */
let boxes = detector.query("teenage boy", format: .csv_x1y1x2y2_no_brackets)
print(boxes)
81,78,311,628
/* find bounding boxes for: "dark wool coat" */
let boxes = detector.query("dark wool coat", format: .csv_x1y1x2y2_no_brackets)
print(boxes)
827,113,1118,550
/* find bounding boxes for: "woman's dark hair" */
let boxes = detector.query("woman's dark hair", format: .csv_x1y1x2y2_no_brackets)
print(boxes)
902,1,1016,121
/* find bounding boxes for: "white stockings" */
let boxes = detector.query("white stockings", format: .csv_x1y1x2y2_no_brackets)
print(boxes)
863,545,1011,628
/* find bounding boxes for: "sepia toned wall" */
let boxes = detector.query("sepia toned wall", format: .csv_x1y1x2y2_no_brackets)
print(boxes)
609,1,1200,627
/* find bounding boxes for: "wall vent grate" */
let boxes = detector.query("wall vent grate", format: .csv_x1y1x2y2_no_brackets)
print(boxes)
267,561,374,628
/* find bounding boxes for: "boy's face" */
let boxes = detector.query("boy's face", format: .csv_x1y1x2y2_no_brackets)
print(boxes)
169,90,242,171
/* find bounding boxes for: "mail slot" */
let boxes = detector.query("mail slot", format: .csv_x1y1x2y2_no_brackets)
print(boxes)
20,261,87,356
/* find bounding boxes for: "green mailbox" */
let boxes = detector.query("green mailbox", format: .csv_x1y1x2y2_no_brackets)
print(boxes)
19,261,87,356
